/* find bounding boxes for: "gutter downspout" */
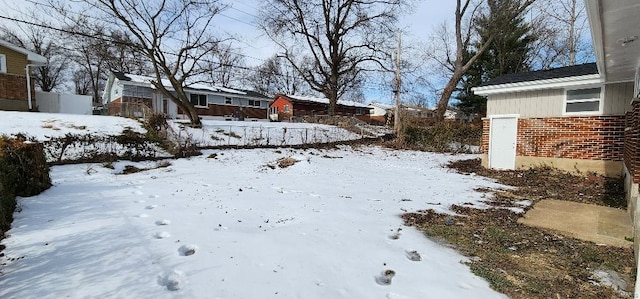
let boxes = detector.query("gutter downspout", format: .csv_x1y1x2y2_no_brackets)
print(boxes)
25,63,47,111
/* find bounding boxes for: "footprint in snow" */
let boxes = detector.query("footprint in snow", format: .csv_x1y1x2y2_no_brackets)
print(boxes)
375,269,396,286
149,195,159,199
386,292,410,299
146,205,158,210
159,269,185,291
134,200,146,203
405,250,422,261
133,190,144,195
136,213,150,218
388,228,403,240
156,219,171,226
154,231,171,239
179,244,198,256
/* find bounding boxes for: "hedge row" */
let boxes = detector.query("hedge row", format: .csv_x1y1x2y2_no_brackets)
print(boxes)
0,135,51,238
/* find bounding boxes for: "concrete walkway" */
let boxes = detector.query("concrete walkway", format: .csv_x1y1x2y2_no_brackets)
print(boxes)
518,199,633,248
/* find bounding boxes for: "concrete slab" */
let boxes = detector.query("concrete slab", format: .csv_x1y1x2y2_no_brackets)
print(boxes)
517,199,633,248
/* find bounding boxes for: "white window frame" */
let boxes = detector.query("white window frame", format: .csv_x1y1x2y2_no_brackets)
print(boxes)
189,93,208,108
0,54,6,73
562,85,603,116
634,66,640,99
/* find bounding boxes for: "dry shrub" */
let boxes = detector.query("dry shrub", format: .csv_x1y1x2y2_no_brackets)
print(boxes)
277,157,298,168
403,120,482,153
0,135,51,238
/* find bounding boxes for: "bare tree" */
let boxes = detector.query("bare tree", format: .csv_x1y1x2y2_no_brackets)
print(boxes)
432,0,536,120
529,0,592,68
0,19,70,92
73,70,92,95
47,0,225,127
206,43,246,88
247,55,309,97
259,0,406,115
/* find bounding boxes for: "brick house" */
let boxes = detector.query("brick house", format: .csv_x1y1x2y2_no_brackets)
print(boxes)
472,63,629,176
268,94,370,122
0,39,47,111
102,71,271,121
474,0,640,260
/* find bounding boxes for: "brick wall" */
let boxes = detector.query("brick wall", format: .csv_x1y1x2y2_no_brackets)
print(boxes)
482,116,625,161
481,118,489,154
517,116,625,161
0,74,29,101
624,103,640,183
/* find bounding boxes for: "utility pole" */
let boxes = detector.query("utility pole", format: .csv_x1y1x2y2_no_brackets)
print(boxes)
393,31,402,141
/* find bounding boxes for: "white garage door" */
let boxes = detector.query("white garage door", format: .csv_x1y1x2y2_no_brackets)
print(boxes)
489,116,518,170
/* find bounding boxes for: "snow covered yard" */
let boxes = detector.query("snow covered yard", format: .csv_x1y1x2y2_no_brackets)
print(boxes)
0,146,508,298
170,119,365,147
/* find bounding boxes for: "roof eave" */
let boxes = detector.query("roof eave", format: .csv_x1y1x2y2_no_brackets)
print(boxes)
585,0,606,81
472,74,602,96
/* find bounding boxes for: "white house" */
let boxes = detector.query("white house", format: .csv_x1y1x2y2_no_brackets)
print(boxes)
102,71,271,121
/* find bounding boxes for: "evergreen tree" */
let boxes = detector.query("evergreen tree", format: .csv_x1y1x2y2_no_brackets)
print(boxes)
456,0,536,116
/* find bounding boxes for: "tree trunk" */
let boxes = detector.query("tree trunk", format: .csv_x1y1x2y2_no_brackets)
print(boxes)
177,101,202,127
435,70,464,121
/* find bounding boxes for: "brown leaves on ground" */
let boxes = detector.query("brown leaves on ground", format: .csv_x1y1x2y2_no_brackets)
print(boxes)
447,158,625,208
401,159,634,298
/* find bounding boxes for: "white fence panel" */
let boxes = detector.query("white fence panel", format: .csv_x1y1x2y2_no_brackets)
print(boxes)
36,91,92,115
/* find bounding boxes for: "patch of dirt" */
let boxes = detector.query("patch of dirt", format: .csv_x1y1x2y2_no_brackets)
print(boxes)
401,159,634,299
119,161,172,175
448,158,625,208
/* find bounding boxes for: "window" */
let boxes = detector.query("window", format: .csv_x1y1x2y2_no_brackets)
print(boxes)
635,66,640,99
225,97,232,105
248,100,261,107
0,54,6,73
564,87,602,114
190,94,207,107
284,105,290,112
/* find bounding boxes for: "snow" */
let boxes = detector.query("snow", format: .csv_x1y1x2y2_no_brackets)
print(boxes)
286,94,371,108
0,111,509,298
170,119,364,147
0,111,145,140
123,73,246,95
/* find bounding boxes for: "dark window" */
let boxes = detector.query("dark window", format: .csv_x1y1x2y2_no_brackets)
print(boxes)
225,97,232,105
190,94,207,107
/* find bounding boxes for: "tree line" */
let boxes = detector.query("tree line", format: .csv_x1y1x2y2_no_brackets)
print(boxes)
0,0,592,125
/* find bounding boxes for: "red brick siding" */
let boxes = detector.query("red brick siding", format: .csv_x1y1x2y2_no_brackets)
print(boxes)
516,116,624,161
481,118,489,154
482,116,625,161
624,103,640,183
194,104,267,119
0,73,32,101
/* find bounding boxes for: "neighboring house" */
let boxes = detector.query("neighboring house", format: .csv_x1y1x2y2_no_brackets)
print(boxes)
102,72,271,121
0,39,47,111
369,102,393,124
369,102,438,125
269,94,370,121
444,107,474,122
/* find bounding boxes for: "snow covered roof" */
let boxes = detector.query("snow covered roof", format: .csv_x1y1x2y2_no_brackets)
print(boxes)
286,95,370,108
115,72,246,95
369,102,394,110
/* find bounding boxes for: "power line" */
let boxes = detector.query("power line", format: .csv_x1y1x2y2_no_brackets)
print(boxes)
0,13,393,96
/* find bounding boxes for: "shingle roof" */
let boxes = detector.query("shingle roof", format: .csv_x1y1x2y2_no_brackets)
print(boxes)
479,63,598,87
285,94,370,108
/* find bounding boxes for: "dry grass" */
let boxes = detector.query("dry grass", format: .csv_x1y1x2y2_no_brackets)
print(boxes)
402,159,634,298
